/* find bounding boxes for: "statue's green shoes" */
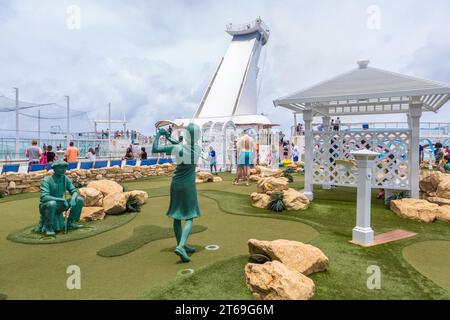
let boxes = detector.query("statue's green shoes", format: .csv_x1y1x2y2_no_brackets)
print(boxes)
184,245,196,253
175,246,191,262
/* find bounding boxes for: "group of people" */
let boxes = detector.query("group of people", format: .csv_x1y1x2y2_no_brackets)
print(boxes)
25,140,76,171
100,129,141,140
421,142,450,172
25,140,56,171
122,145,148,160
25,140,103,171
330,117,341,131
295,123,304,135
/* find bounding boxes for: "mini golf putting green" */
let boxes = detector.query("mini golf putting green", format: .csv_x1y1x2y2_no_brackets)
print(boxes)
143,182,450,300
97,224,208,257
142,255,253,300
402,240,450,292
7,213,138,244
0,179,318,299
1,173,449,299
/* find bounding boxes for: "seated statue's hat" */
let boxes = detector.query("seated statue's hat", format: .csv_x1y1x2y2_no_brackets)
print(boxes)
51,160,69,169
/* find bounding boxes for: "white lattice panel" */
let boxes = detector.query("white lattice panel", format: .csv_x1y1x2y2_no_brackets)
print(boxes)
312,130,410,190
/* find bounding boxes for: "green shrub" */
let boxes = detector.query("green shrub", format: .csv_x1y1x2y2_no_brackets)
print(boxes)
386,191,408,206
73,180,86,189
268,192,286,212
281,168,294,183
125,195,142,212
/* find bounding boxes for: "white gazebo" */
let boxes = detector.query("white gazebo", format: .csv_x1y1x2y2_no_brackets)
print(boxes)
274,60,450,200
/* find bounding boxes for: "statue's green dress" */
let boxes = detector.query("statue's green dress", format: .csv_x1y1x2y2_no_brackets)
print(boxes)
152,129,201,220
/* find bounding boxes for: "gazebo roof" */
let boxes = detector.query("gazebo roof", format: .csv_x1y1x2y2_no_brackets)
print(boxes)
274,60,450,116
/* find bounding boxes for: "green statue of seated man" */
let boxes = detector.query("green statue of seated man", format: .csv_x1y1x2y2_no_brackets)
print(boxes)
35,160,84,236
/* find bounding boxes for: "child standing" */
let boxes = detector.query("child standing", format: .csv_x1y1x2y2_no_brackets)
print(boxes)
209,146,218,175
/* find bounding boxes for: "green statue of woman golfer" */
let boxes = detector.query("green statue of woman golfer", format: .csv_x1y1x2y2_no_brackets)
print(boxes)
152,123,201,262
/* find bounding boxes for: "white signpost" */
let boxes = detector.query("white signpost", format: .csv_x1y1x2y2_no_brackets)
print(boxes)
351,149,379,246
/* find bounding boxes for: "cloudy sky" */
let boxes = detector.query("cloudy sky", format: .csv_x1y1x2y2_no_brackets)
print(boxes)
1,0,450,135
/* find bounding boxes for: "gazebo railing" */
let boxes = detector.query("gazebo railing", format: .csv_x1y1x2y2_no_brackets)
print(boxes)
312,129,411,190
293,122,450,139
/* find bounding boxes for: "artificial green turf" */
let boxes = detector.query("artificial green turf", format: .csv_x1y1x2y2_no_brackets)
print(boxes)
7,213,138,244
143,185,450,300
97,224,208,257
0,191,39,203
0,294,7,300
402,240,450,292
0,177,316,299
2,173,449,299
141,255,254,300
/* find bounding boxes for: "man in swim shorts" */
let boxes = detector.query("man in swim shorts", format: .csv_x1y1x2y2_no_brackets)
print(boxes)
234,130,255,186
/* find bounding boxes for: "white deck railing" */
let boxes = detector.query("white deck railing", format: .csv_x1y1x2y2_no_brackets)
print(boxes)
292,122,450,139
226,19,268,33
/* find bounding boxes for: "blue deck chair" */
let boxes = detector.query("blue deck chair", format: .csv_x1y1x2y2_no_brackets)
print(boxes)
167,158,173,164
149,158,158,166
110,160,122,167
126,159,137,166
47,163,52,171
67,162,78,170
1,164,20,174
158,158,168,165
80,162,93,170
94,160,108,169
140,159,150,166
30,163,46,172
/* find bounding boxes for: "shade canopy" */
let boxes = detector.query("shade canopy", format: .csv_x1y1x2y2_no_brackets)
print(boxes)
274,60,450,116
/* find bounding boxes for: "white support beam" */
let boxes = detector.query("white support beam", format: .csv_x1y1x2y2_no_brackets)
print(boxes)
409,97,422,199
303,108,314,200
322,114,331,189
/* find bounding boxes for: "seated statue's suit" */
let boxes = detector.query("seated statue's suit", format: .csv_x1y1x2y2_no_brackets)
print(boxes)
36,172,84,234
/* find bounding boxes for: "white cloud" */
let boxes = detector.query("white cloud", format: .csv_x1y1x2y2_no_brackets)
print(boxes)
0,0,449,135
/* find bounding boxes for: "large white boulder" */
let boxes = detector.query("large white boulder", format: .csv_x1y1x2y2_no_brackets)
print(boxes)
102,192,128,215
248,239,329,276
250,192,271,209
390,198,438,222
80,207,105,222
87,180,123,197
245,261,315,300
124,190,149,205
282,188,310,211
78,187,103,207
256,177,289,194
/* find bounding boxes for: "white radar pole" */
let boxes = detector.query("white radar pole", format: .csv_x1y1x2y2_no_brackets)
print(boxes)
108,102,112,159
38,109,41,145
65,95,70,146
14,87,19,158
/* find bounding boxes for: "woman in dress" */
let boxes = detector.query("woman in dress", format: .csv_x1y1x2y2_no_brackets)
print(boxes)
152,123,201,262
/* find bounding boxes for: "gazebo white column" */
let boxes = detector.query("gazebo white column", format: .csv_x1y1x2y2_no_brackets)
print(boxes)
322,115,331,189
351,149,379,245
303,109,314,200
409,97,422,199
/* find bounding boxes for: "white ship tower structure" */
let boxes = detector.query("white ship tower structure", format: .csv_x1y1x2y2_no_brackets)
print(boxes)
173,18,277,170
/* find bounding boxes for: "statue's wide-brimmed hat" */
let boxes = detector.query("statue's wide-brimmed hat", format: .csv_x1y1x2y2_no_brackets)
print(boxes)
51,160,69,169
